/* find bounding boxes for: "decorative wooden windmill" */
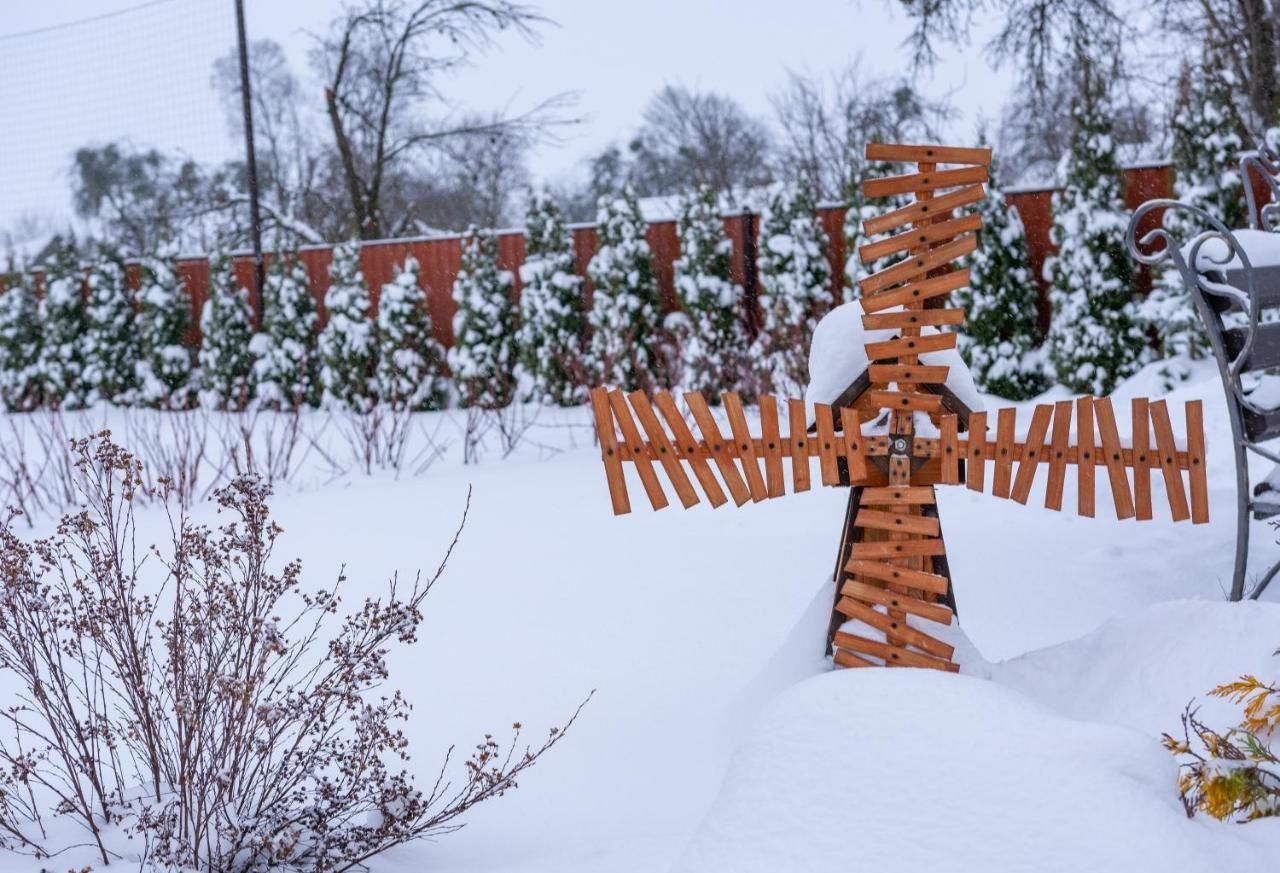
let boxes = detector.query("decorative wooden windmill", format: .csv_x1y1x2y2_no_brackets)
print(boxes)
589,142,1209,674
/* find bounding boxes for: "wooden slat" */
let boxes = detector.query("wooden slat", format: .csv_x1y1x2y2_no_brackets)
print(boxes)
608,390,669,511
861,485,935,505
1131,397,1152,521
758,394,786,498
860,269,971,314
835,599,956,660
840,407,868,481
1186,400,1209,524
993,406,1016,499
787,398,811,493
652,391,727,509
838,583,953,626
852,538,946,559
1011,404,1053,504
722,392,768,503
940,414,959,485
627,390,699,509
855,508,941,537
590,386,631,515
833,647,876,668
1150,399,1191,522
1093,396,1135,520
1045,400,1072,512
864,332,957,361
966,410,987,492
858,213,982,264
868,364,951,384
863,164,989,199
1077,396,1096,518
814,403,841,486
862,307,966,330
833,631,958,672
862,183,986,236
869,390,943,413
845,558,950,597
684,391,751,507
864,142,993,166
859,234,978,295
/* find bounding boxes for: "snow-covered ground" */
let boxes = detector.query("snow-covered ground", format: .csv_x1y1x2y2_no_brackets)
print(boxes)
2,359,1280,871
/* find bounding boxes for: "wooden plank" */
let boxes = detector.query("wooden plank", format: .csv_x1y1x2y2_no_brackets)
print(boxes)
627,390,699,509
757,394,786,498
859,234,978,295
835,599,956,661
863,164,989,199
864,142,993,166
868,390,943,413
590,386,631,515
787,398,811,493
814,403,841,486
840,407,868,482
1186,400,1209,524
966,410,987,492
858,213,982,264
864,332,956,361
1131,397,1152,521
1044,400,1072,512
1010,404,1053,504
861,269,971,314
1077,396,1096,518
845,558,950,597
607,390,669,511
856,508,941,537
940,414,959,485
852,538,947,559
1093,396,1135,520
834,631,959,672
868,364,951,384
862,307,966,330
684,391,751,507
722,391,768,503
993,406,1016,499
652,391,727,508
833,648,876,668
862,183,986,236
838,583,953,626
1150,399,1191,522
861,485,936,505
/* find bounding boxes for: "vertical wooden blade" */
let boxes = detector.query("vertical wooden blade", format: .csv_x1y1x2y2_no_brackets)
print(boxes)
1011,404,1053,504
1093,396,1135,520
590,386,631,515
840,406,868,482
1077,396,1096,518
1150,399,1191,522
1186,400,1209,524
608,390,669,511
940,414,959,485
787,398,811,493
966,411,987,492
1131,397,1152,521
722,391,768,502
627,390,699,509
993,407,1016,499
759,394,786,497
684,391,751,506
652,391,727,508
1045,400,1073,511
814,403,841,486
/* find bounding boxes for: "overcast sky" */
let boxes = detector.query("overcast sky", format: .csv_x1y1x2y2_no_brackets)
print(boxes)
0,0,1011,238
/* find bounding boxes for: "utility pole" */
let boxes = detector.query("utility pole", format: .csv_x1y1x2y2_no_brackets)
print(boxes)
234,0,265,320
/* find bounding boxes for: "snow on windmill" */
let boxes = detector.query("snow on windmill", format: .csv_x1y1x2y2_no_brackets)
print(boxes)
589,143,1210,673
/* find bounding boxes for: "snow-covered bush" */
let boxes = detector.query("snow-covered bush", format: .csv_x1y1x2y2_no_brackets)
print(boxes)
199,257,256,410
955,174,1048,400
0,433,585,871
37,244,88,409
1045,59,1145,396
83,254,140,405
668,184,747,397
252,253,320,409
753,182,832,396
135,256,196,409
587,184,662,391
518,190,586,405
376,256,446,410
0,271,42,411
450,227,518,409
319,241,377,411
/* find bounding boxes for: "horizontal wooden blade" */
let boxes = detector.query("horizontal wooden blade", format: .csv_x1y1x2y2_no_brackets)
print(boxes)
865,142,992,166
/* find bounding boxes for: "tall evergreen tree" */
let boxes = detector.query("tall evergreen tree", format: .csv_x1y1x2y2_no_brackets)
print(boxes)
518,190,586,405
135,255,196,409
0,271,42,411
586,184,661,391
252,252,319,409
83,253,140,405
1045,52,1145,396
375,257,445,410
37,241,88,409
669,184,747,397
318,241,377,411
955,162,1048,399
199,257,256,410
450,227,518,409
752,182,832,396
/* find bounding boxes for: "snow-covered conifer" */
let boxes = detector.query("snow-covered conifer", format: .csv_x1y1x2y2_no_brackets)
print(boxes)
199,257,256,410
669,184,747,397
450,227,518,409
752,182,832,396
518,190,586,405
586,184,661,391
318,241,377,411
844,141,910,297
375,257,445,410
135,256,196,409
0,271,42,411
37,242,88,409
83,253,140,405
1045,57,1145,396
252,252,319,409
